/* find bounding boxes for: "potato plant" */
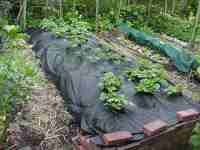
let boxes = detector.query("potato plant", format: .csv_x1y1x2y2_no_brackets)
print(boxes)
39,12,92,47
166,84,183,96
126,60,183,95
135,79,160,94
99,72,128,112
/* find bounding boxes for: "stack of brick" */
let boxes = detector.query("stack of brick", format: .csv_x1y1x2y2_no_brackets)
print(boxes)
73,109,199,150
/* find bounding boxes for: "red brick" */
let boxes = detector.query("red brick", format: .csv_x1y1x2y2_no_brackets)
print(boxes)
143,120,168,136
176,109,199,122
78,145,87,150
80,136,93,150
103,131,133,145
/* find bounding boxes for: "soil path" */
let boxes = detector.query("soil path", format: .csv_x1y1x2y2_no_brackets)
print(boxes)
8,49,73,150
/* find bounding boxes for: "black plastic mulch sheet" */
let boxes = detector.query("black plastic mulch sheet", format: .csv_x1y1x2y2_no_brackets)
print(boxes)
29,31,199,135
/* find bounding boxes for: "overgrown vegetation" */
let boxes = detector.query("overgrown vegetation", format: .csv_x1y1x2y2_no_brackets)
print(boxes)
23,1,200,44
0,23,45,143
120,5,200,42
191,124,200,150
0,22,29,49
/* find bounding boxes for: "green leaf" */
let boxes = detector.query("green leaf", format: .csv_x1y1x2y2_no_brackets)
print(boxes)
191,135,200,147
197,67,200,74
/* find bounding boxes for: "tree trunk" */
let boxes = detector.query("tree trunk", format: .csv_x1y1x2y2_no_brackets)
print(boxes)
181,0,188,17
172,0,176,14
73,0,76,11
190,0,200,48
147,0,153,17
59,0,63,18
45,0,49,18
164,0,168,15
116,0,122,23
21,0,27,31
96,0,100,33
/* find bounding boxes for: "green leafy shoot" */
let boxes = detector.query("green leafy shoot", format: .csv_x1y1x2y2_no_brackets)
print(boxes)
0,24,29,49
100,92,128,111
96,50,127,64
196,67,200,77
166,84,183,97
99,72,128,112
126,60,169,95
100,72,123,93
135,79,160,94
191,124,200,150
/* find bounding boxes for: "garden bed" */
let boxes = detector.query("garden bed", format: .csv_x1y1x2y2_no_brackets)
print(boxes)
29,29,200,150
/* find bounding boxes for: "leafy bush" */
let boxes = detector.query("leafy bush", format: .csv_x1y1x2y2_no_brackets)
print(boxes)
166,84,183,96
99,72,128,112
100,92,128,112
126,63,168,82
126,63,165,95
39,12,92,47
100,72,123,93
191,124,200,150
126,59,183,95
0,24,29,49
148,14,197,41
135,79,160,94
0,49,45,143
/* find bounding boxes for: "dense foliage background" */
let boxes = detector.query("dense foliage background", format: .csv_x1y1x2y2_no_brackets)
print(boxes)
1,0,200,44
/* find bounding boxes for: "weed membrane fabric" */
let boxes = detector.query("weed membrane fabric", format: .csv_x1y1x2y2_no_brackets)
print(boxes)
30,31,199,135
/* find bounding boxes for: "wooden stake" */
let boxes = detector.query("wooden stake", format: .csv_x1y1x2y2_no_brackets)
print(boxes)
164,0,168,15
21,0,27,31
59,0,63,18
190,0,200,48
96,0,100,33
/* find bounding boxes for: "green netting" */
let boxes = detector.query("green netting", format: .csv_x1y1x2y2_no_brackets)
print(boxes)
119,23,199,73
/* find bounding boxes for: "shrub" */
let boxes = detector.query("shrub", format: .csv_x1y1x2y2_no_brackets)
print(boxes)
191,124,200,150
0,24,29,49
